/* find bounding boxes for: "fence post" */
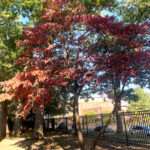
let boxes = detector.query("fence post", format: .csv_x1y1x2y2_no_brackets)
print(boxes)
82,116,84,131
65,117,68,132
48,114,50,130
123,112,129,147
101,114,104,126
85,115,89,135
51,118,55,130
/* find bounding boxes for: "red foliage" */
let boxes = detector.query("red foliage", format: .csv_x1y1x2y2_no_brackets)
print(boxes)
92,51,150,83
74,14,149,49
76,14,150,87
0,1,149,117
0,1,82,117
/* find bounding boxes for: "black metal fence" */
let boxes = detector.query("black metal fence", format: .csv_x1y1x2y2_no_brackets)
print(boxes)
123,111,150,146
44,110,150,147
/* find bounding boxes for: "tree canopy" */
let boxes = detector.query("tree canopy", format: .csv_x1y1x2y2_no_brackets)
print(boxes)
0,0,43,81
0,0,149,116
0,0,150,148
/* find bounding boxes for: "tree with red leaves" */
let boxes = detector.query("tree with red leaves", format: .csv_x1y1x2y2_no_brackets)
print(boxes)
75,14,150,135
0,0,149,149
0,0,86,138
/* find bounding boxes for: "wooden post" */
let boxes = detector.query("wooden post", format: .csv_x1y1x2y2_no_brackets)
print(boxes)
51,118,55,130
82,116,85,131
101,114,104,126
85,116,88,135
123,112,129,147
65,117,68,132
0,102,7,139
47,114,50,130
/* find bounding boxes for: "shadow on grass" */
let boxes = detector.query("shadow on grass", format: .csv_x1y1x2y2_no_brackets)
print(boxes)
14,138,45,150
50,133,79,150
12,132,150,150
94,136,150,150
13,132,80,150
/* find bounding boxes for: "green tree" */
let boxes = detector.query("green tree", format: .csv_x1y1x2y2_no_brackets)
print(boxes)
128,88,150,111
118,0,150,23
0,0,43,139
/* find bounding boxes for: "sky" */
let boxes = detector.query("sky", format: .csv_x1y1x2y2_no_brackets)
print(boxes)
19,15,29,24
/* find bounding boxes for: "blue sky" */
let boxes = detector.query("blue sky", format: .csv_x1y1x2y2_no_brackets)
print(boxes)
19,15,29,24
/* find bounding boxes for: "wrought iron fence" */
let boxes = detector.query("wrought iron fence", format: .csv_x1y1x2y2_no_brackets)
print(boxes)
122,110,150,146
44,110,150,148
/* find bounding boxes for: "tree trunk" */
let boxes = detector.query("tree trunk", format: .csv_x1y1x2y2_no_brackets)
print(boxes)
74,94,85,150
72,81,85,150
0,102,7,139
113,79,123,133
13,116,21,136
115,98,123,133
73,97,77,133
13,103,22,136
33,105,44,139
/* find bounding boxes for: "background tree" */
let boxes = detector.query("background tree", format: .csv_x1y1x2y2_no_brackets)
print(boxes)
0,0,43,138
0,0,89,140
0,0,149,149
128,88,150,111
118,0,150,23
76,14,150,133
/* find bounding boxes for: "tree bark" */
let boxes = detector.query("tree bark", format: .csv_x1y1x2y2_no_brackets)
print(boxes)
72,82,85,150
115,98,123,133
13,103,22,136
74,94,85,150
13,116,21,136
73,96,77,133
33,104,44,139
113,79,123,133
0,102,7,139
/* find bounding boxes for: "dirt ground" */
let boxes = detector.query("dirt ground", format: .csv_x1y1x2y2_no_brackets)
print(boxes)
0,133,149,150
